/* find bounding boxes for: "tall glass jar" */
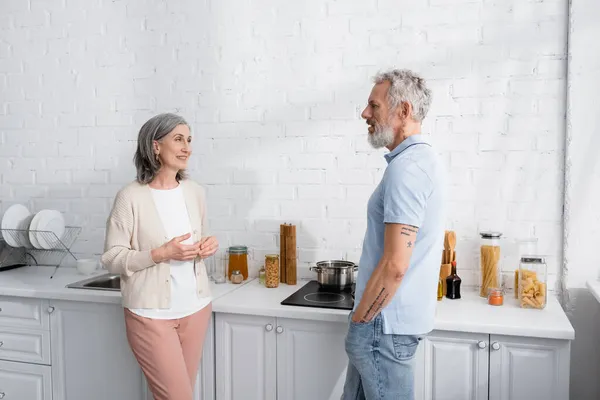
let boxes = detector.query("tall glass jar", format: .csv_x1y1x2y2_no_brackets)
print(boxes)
265,254,280,288
514,238,538,298
228,246,248,281
518,256,547,309
479,232,502,298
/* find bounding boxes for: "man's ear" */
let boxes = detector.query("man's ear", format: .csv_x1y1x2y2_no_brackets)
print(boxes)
400,101,412,119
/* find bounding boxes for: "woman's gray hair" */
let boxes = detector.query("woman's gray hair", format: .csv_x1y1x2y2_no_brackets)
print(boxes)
134,113,190,184
373,69,432,122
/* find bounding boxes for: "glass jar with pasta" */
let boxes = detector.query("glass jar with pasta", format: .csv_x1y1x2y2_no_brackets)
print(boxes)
518,256,547,309
479,232,502,298
265,254,279,288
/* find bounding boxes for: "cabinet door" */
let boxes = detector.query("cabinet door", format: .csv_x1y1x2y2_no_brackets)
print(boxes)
276,318,348,400
50,301,146,400
0,296,49,330
194,313,215,400
0,359,51,400
489,335,570,400
422,331,489,400
215,313,276,400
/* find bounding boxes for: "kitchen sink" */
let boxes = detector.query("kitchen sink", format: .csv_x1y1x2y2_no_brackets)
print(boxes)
66,273,120,291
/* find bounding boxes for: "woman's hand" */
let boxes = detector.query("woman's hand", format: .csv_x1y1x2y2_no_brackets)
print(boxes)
151,233,200,263
198,236,219,258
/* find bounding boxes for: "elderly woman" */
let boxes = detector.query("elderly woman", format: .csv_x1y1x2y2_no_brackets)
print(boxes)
101,113,218,400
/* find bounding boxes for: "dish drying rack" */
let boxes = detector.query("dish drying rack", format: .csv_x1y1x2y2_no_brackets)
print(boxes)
0,226,81,278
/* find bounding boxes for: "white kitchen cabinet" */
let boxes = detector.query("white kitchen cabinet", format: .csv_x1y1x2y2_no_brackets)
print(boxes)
416,331,571,400
0,297,49,330
215,313,348,400
0,359,52,400
276,317,348,400
49,300,146,400
215,313,277,400
488,335,570,400
0,326,51,365
419,331,489,400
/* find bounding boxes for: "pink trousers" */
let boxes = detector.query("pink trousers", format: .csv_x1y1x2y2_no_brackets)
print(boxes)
124,304,212,400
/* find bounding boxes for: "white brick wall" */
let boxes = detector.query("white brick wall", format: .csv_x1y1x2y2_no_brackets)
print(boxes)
0,0,567,282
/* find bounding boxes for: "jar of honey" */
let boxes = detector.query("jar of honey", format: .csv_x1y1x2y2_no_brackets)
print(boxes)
228,246,248,281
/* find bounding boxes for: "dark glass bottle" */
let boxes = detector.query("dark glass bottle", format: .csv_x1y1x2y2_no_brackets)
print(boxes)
445,261,462,300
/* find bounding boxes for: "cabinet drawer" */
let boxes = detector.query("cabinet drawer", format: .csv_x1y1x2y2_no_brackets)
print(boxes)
0,359,52,400
0,297,49,330
0,327,51,365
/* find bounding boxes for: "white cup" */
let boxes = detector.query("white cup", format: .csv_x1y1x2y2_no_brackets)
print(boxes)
76,258,98,275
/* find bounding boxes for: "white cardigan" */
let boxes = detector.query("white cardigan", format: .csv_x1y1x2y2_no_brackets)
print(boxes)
101,179,212,309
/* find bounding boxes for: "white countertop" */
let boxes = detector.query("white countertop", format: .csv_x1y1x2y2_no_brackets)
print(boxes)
0,267,574,340
0,266,249,304
213,279,575,340
586,280,600,304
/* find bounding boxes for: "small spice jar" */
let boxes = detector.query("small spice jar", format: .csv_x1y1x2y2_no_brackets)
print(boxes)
230,270,243,284
265,254,280,288
258,267,266,286
488,288,504,306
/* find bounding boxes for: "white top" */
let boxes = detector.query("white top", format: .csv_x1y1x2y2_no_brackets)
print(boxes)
128,185,211,319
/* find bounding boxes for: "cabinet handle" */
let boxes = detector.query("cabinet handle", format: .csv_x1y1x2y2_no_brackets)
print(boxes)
477,341,487,349
0,392,5,399
491,342,500,351
0,341,3,347
47,306,55,314
276,326,284,334
265,324,273,332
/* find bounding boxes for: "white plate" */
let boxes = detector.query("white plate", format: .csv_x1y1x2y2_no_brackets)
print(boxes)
19,214,35,248
29,210,65,250
1,204,31,247
28,212,42,249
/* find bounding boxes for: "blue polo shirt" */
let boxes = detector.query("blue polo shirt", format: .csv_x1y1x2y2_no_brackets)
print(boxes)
353,134,446,335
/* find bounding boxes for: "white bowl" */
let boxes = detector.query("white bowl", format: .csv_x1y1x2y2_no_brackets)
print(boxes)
76,259,98,275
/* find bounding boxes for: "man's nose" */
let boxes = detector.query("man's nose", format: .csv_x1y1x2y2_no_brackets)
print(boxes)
361,106,370,120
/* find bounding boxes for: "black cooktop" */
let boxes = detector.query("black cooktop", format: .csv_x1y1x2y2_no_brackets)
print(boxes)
281,280,355,310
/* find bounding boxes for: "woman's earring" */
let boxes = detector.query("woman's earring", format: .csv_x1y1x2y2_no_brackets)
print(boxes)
155,153,160,163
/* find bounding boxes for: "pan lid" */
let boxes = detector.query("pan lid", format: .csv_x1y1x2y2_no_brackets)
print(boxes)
316,260,356,268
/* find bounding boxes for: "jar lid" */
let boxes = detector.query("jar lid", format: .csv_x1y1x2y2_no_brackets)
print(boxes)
488,287,504,296
229,245,248,254
520,255,546,264
265,254,279,259
231,270,241,275
480,231,502,238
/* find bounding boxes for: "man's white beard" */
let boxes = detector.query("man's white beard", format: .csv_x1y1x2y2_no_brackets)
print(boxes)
368,124,395,149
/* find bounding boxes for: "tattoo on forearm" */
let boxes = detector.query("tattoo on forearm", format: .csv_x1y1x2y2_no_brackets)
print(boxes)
401,226,418,234
407,241,412,248
400,231,410,236
360,287,390,322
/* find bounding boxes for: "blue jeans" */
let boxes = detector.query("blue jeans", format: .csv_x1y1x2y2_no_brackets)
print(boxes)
341,312,422,400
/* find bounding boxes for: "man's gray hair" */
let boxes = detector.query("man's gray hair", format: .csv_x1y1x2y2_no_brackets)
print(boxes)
373,69,432,122
134,112,190,184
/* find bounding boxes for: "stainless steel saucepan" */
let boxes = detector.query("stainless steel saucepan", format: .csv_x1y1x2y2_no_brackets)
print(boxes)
310,260,358,291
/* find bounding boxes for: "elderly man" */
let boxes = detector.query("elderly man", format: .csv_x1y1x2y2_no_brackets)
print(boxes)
342,69,446,400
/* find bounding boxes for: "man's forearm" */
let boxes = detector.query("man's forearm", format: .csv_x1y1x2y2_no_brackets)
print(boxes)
352,224,417,323
352,260,406,323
